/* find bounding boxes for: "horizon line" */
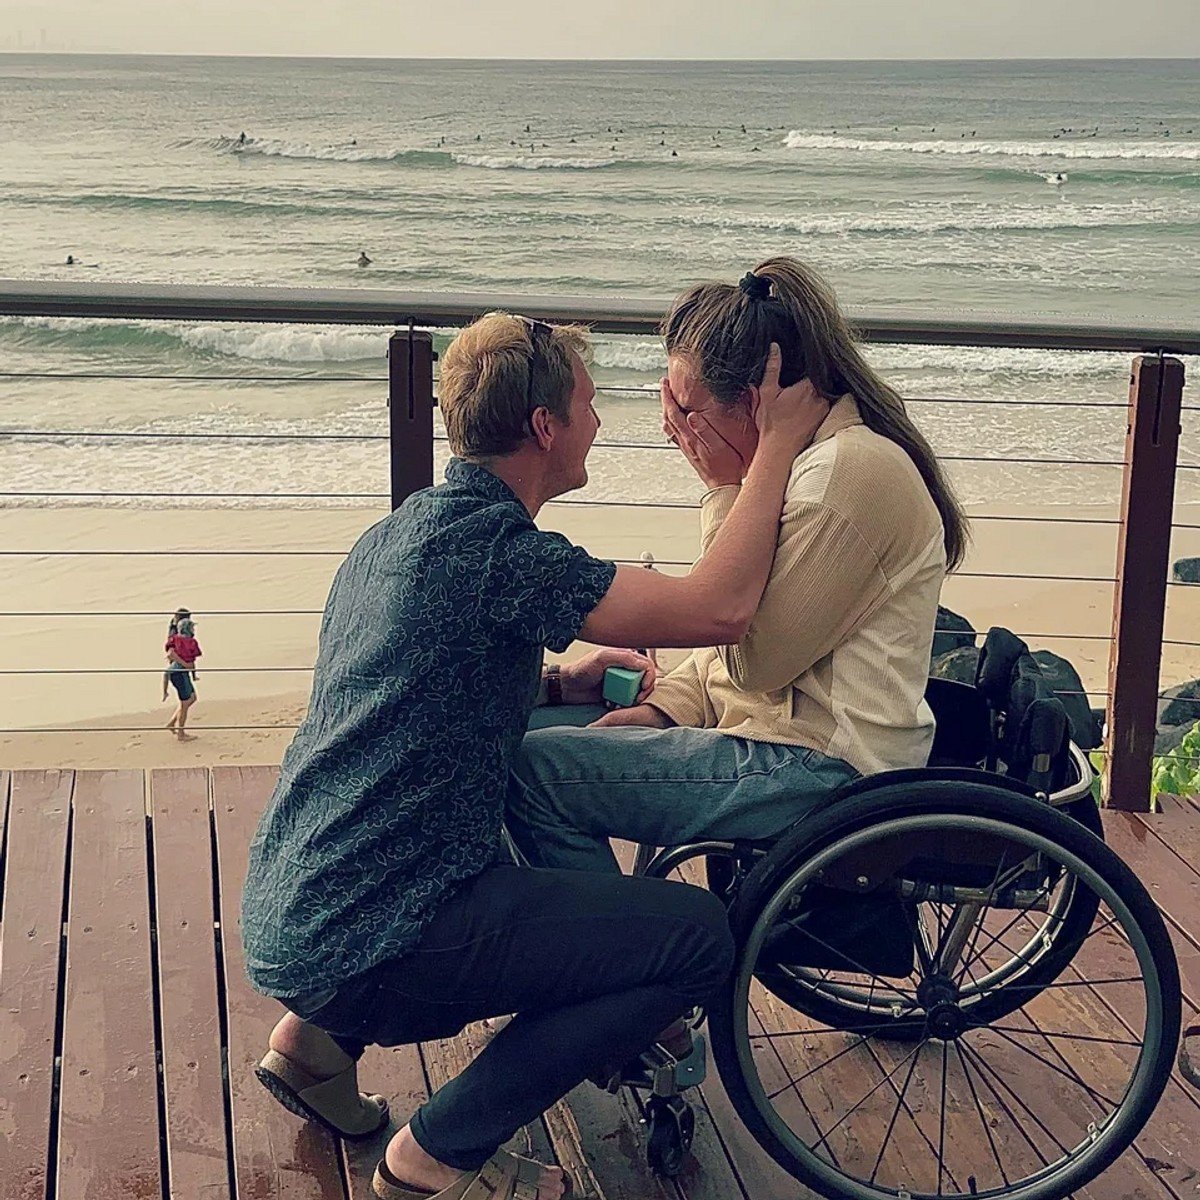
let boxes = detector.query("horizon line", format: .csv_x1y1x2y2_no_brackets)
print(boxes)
1,50,1199,64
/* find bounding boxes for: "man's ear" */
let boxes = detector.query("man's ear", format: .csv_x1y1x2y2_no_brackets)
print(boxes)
529,406,555,451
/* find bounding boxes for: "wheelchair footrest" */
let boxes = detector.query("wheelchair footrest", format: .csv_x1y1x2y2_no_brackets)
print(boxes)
614,1033,707,1096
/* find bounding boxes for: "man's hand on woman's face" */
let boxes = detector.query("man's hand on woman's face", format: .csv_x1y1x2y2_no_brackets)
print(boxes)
748,343,830,456
661,376,747,490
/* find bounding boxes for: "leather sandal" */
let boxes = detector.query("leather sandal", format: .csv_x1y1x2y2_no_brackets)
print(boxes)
1181,1024,1200,1089
256,1048,389,1139
372,1149,573,1200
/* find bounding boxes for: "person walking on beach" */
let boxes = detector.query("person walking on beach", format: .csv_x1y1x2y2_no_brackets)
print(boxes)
163,609,201,739
240,314,828,1200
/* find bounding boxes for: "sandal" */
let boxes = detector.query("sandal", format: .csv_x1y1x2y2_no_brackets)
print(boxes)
256,1048,389,1139
372,1149,572,1200
1181,1024,1200,1089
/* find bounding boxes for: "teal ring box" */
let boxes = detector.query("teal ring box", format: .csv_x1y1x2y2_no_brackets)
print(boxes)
603,666,645,708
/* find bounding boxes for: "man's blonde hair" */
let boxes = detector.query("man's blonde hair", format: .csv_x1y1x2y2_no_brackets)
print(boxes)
439,313,591,460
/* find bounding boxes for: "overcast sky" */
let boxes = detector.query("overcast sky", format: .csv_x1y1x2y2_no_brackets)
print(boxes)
1,0,1198,59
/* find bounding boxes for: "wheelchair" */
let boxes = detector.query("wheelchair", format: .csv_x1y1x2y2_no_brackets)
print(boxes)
625,627,1182,1200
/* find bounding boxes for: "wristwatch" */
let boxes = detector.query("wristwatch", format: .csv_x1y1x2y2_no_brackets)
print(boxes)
544,664,564,706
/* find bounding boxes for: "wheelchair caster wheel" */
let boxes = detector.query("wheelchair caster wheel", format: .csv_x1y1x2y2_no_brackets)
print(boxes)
646,1095,694,1177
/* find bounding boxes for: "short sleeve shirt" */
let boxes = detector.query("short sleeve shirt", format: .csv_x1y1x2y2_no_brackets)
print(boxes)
240,459,616,997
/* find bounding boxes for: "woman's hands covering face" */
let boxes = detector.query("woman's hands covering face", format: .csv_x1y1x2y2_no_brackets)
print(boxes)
661,375,749,490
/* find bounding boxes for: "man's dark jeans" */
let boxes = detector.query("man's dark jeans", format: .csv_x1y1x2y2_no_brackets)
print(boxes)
289,864,734,1170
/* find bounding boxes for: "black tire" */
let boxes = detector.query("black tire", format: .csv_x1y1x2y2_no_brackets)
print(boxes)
709,781,1180,1200
645,1096,694,1177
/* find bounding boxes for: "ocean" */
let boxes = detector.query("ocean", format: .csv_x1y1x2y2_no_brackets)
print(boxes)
1,54,1198,510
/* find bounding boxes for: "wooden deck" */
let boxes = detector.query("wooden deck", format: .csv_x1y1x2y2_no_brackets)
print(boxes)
0,766,1196,1200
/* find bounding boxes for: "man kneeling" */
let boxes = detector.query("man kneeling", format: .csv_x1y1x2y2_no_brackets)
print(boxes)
240,313,825,1200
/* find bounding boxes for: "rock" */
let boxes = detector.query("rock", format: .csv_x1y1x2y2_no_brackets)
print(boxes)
1172,557,1200,584
1155,723,1191,756
930,645,980,686
1159,680,1200,729
932,605,976,659
1032,651,1103,749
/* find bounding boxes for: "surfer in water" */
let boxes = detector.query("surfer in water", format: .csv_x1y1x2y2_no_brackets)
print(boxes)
357,251,372,268
239,131,247,145
65,254,75,265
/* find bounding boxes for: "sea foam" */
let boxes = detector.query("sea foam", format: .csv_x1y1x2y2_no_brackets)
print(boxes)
451,153,618,170
783,131,1200,161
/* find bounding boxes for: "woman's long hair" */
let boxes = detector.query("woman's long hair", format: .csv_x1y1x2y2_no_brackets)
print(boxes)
661,255,969,570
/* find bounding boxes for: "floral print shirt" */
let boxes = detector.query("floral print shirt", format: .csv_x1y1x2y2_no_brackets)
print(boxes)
241,459,616,997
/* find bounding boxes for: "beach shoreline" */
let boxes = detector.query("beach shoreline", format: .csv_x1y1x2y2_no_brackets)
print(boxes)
2,500,1198,769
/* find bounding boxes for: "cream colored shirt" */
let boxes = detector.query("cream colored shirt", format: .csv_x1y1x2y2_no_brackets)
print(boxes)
650,395,946,776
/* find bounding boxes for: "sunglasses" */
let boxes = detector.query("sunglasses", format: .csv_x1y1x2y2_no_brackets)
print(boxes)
512,315,555,436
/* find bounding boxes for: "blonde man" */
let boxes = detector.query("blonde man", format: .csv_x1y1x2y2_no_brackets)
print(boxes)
241,313,826,1200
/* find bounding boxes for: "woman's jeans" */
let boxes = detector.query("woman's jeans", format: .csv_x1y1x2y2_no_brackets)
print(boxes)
288,862,733,1171
507,705,860,875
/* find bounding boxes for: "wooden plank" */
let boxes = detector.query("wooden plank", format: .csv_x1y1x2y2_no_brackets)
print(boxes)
0,770,73,1200
150,767,231,1199
211,764,347,1200
57,770,164,1200
1104,809,1200,1006
341,1044,429,1200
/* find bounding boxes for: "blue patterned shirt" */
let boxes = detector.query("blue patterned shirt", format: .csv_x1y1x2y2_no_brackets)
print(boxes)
240,459,616,997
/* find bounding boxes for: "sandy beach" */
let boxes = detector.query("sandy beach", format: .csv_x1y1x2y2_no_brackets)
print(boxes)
2,500,1199,769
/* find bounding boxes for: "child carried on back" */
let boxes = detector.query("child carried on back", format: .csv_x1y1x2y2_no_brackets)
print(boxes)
162,616,202,702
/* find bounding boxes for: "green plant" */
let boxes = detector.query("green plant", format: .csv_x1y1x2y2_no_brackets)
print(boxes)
1151,720,1200,805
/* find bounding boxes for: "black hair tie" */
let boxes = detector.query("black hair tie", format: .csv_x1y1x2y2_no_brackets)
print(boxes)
738,271,772,301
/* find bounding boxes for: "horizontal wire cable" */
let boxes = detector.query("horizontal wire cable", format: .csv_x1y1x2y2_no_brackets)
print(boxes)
0,370,382,382
0,429,388,442
0,666,313,675
0,724,300,733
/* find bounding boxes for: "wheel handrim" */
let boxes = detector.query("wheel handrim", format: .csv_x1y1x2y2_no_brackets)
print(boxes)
730,813,1170,1200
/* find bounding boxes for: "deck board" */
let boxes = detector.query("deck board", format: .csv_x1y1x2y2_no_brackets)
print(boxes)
1,766,1198,1200
56,769,163,1200
0,770,73,1200
212,764,347,1200
151,766,232,1199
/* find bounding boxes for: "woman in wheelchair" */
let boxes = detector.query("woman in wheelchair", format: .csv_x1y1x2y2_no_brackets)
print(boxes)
509,253,969,882
508,259,1183,1199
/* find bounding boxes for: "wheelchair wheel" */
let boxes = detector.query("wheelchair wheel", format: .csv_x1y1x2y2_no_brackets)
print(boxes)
754,794,1105,1038
709,782,1179,1200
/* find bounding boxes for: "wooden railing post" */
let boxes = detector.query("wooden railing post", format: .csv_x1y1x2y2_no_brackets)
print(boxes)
388,327,435,510
1104,354,1185,812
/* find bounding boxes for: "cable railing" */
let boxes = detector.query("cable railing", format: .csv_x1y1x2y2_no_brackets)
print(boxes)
0,280,1196,809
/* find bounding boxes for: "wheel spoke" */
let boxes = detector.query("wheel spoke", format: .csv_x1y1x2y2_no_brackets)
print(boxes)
984,1022,1120,1108
758,1017,906,1043
959,1039,1069,1160
976,1025,1141,1048
954,1041,1010,1187
808,1039,928,1157
937,1040,949,1195
765,1029,888,1098
868,1038,925,1184
975,975,1143,994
